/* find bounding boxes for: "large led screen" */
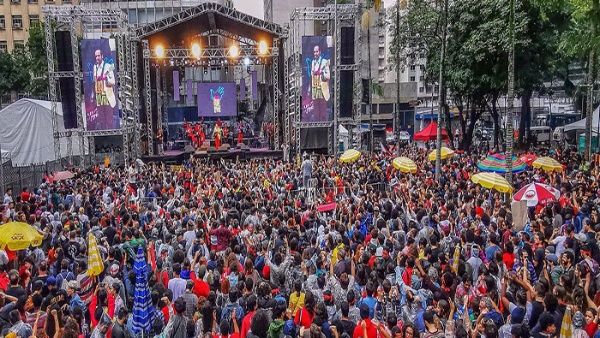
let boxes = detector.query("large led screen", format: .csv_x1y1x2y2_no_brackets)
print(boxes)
197,82,237,117
302,36,333,122
81,39,120,131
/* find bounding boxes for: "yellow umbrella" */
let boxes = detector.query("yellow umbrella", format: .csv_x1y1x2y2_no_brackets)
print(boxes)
0,222,43,250
339,149,361,163
532,156,563,172
87,233,104,277
471,172,513,193
428,147,454,161
392,157,417,173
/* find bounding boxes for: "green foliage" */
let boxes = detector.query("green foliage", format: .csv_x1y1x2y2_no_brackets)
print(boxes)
388,0,578,149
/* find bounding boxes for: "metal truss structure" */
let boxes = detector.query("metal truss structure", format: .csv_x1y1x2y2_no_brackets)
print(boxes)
134,2,283,38
136,2,285,156
44,5,137,166
200,29,258,46
285,4,362,156
148,46,275,60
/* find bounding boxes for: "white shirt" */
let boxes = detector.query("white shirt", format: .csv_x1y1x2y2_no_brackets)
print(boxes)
168,277,187,301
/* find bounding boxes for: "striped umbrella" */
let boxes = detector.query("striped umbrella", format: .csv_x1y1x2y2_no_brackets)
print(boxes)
512,182,560,207
477,153,527,173
87,233,104,277
131,246,152,335
532,156,563,172
471,172,513,193
392,157,417,173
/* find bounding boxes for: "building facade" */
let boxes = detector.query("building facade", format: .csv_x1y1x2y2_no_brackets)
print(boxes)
81,0,233,26
0,0,77,52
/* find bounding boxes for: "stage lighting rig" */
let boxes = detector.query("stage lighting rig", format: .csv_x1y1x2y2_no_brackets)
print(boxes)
155,45,165,58
229,45,240,58
258,40,268,55
191,43,201,59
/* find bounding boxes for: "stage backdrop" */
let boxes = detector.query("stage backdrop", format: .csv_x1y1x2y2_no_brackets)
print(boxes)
302,35,333,122
81,39,120,131
197,82,237,117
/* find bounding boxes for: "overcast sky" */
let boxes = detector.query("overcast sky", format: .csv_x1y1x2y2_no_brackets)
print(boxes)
233,0,264,19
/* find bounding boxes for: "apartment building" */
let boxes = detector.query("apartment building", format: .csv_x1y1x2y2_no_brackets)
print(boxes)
0,0,76,52
80,0,233,26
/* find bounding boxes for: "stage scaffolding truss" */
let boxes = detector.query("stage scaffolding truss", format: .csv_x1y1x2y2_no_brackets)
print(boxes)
135,2,284,156
43,5,138,166
285,4,363,156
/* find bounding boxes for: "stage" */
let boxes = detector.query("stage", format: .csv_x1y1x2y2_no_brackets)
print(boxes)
140,146,282,164
193,147,282,161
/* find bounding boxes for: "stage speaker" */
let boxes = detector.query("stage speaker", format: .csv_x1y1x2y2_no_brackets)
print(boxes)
59,78,78,130
362,78,370,104
55,31,77,129
55,31,73,72
341,27,355,65
340,71,353,118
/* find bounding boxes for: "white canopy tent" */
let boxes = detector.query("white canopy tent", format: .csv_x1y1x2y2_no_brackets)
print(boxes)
0,99,84,166
564,106,600,133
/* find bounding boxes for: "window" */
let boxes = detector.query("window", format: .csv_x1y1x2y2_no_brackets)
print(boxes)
10,0,19,4
12,16,22,30
29,15,39,26
419,76,425,82
0,41,7,53
419,87,424,93
410,65,416,71
0,16,5,30
28,0,37,3
410,76,415,81
420,65,425,71
14,40,24,50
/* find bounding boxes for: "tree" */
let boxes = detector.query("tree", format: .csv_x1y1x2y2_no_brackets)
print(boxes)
390,0,570,151
27,22,48,97
0,52,15,103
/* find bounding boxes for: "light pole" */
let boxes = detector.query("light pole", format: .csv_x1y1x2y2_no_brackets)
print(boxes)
434,0,448,181
505,0,515,183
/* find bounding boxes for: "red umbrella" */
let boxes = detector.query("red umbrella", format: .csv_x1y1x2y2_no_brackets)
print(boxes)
520,153,538,166
52,171,74,181
512,182,560,207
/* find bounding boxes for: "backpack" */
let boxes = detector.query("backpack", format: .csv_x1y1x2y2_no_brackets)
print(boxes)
57,271,74,291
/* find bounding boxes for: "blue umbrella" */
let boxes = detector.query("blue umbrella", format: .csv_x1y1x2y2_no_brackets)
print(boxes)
131,246,152,335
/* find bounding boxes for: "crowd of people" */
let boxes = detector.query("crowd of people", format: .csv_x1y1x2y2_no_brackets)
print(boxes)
0,143,598,338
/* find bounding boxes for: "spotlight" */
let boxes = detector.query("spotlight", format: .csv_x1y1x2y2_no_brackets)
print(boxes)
258,40,268,55
155,45,165,58
244,57,251,67
191,43,201,59
229,45,240,58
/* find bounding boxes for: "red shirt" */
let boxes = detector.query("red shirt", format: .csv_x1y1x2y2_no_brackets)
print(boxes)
0,272,8,291
352,319,378,338
294,307,314,329
240,310,255,338
213,334,240,338
502,252,515,270
190,271,210,298
586,322,598,338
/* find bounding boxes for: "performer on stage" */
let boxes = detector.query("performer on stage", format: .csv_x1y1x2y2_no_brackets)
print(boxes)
237,127,244,145
213,123,222,149
198,125,206,147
